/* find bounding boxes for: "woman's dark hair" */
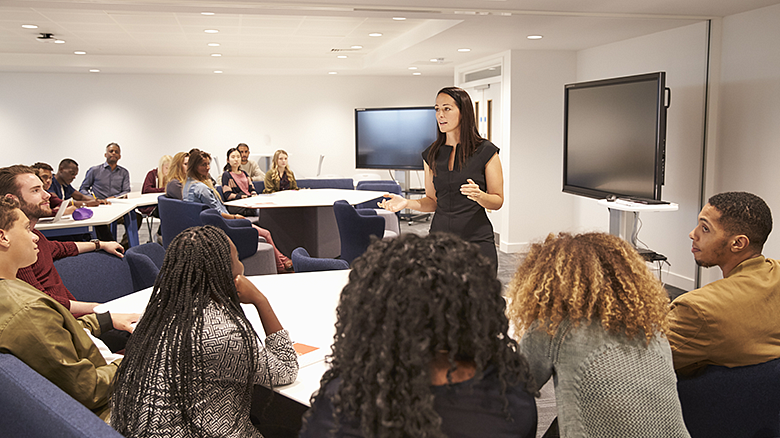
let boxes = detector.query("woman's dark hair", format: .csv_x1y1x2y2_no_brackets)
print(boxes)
304,233,535,438
426,87,484,176
111,225,260,437
223,147,240,172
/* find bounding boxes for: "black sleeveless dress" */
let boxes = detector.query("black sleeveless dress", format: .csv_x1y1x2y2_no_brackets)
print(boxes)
422,140,499,269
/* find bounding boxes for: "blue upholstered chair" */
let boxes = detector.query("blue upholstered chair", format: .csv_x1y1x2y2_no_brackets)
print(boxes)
676,357,780,437
356,180,402,236
199,209,277,275
253,180,265,193
53,251,134,302
125,243,164,291
291,247,349,273
333,200,385,265
0,353,123,438
297,178,354,190
157,195,208,249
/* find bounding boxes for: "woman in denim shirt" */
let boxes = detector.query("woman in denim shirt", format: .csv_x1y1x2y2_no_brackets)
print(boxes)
507,232,690,438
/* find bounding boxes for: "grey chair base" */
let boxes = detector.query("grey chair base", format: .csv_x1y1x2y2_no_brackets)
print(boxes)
242,242,277,276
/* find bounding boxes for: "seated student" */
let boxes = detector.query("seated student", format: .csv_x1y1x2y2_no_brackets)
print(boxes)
237,142,265,181
507,232,690,437
164,151,189,199
141,154,172,242
111,225,298,437
184,149,293,273
222,147,258,216
49,158,103,207
31,162,76,217
263,149,297,193
301,233,538,438
668,191,780,375
0,196,123,421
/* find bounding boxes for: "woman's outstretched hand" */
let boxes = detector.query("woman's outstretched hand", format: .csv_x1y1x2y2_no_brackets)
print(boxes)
378,193,408,213
460,179,483,203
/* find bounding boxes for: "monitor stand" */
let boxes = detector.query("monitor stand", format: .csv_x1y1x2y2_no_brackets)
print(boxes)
598,199,679,257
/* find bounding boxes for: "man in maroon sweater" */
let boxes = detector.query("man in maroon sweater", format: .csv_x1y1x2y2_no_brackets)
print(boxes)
0,165,137,332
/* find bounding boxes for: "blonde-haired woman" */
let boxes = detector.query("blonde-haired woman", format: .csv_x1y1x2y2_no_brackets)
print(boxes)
263,149,297,193
141,154,172,238
507,232,690,437
165,152,189,200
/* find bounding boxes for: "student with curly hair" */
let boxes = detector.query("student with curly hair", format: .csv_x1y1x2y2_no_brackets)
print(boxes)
507,232,690,437
301,233,537,438
110,225,298,437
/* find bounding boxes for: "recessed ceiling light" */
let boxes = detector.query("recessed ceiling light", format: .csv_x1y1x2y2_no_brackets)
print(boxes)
527,35,543,40
328,71,337,75
211,53,222,57
369,33,382,37
208,43,220,47
22,24,38,29
408,67,418,70
214,70,223,74
457,48,470,52
413,72,422,76
54,39,66,44
392,17,406,21
430,58,439,62
351,45,363,49
74,51,86,55
201,12,215,16
89,69,100,73
204,29,219,34
337,55,347,59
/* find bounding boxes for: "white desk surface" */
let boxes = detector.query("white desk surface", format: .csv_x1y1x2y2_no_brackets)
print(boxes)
597,199,679,212
95,269,349,406
110,192,161,208
225,188,388,209
34,202,136,231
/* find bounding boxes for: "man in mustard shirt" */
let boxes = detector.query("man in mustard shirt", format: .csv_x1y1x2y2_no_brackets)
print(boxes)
668,191,780,376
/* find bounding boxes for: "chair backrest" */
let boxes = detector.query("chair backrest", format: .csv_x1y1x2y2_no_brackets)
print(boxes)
53,251,134,302
291,247,349,273
355,180,402,209
0,353,123,438
199,209,259,260
333,200,385,265
157,195,208,248
253,180,265,193
297,178,354,190
124,251,160,291
677,357,780,437
125,242,165,268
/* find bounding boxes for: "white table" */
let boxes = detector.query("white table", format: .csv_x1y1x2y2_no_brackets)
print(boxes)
225,188,388,258
36,202,139,246
95,269,349,406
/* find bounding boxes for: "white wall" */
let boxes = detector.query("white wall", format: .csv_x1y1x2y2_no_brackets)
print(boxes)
573,22,711,290
0,73,450,188
716,2,780,264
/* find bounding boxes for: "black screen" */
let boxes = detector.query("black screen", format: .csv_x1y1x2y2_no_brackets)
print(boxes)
563,72,667,201
355,107,438,170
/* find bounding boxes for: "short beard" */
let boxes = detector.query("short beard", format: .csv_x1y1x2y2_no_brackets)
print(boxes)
20,198,51,220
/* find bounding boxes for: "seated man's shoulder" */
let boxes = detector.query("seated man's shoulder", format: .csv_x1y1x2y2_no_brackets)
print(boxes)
0,279,60,316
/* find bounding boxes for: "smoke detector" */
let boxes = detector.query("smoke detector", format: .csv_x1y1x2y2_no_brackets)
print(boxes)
37,33,56,42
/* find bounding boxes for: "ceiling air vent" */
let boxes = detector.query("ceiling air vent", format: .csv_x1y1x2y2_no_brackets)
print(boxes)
464,66,501,83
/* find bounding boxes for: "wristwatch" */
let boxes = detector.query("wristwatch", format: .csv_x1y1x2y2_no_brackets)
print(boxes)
91,239,101,252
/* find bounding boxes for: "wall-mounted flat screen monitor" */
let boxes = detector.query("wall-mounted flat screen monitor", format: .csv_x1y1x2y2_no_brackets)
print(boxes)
563,72,670,203
355,107,437,170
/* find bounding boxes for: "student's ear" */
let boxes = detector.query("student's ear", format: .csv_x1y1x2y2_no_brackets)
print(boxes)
3,194,18,201
0,229,10,250
729,235,750,253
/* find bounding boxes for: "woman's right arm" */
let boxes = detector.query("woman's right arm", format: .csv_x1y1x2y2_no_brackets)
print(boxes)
518,327,554,392
379,161,437,213
262,171,275,194
220,172,239,201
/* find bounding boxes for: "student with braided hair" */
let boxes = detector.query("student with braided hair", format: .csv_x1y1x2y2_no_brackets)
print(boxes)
507,232,690,437
301,233,537,438
111,225,298,437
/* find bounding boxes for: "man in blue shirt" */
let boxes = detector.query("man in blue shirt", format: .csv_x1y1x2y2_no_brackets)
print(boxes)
79,143,131,199
80,143,137,246
50,158,102,207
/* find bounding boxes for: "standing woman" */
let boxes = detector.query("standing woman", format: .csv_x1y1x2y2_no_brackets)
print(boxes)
111,225,298,437
222,147,258,217
506,232,690,437
379,87,503,269
185,149,293,273
263,149,298,193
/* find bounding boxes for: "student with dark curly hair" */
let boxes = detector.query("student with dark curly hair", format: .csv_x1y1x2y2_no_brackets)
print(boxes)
668,191,780,375
507,232,690,437
111,225,298,437
301,233,537,438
